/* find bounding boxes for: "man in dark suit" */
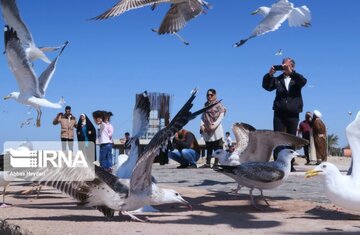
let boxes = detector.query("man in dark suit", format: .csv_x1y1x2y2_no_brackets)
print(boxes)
262,57,307,171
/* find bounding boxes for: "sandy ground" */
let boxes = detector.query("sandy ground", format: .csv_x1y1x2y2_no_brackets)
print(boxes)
1,156,360,235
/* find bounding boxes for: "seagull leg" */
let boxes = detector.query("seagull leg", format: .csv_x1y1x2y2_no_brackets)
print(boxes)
121,211,147,222
0,185,11,208
173,32,190,45
35,184,42,199
249,188,262,210
231,183,242,194
36,109,42,127
259,189,270,206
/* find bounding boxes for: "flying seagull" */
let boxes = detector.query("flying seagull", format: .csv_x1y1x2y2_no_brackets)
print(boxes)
1,0,63,63
233,0,311,47
25,89,218,221
3,26,68,127
20,117,33,128
151,0,211,45
91,0,211,45
215,149,299,209
275,49,282,56
212,122,309,166
306,111,360,212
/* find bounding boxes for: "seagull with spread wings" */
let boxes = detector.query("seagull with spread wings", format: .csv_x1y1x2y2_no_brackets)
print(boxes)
25,89,218,221
1,0,63,63
212,122,309,166
91,0,211,45
3,26,68,127
233,0,311,47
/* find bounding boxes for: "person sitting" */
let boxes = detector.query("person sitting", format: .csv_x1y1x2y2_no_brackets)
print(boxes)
168,129,200,168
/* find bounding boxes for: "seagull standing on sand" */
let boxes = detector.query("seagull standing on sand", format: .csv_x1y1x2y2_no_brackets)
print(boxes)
91,0,211,45
212,122,309,166
306,111,360,212
215,149,299,209
26,89,217,221
3,26,68,127
1,0,63,63
233,0,311,47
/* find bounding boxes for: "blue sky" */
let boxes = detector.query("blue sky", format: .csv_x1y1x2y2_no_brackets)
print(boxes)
1,0,359,152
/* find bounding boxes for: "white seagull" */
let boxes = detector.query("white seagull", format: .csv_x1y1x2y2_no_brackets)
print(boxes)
233,0,311,47
215,149,299,209
212,122,309,166
3,26,68,127
25,89,217,221
306,111,360,212
1,0,63,63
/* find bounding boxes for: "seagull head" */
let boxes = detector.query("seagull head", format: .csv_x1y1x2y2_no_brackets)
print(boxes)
4,92,19,100
251,6,270,16
276,149,299,162
305,162,341,178
212,149,229,164
157,188,192,210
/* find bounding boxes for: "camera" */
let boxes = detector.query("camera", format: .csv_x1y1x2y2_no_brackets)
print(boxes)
273,65,284,71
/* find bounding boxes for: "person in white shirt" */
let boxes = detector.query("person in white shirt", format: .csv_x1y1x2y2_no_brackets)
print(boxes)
93,110,114,173
262,57,307,172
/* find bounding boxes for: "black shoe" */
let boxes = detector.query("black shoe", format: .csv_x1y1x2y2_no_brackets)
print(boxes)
188,164,197,169
291,167,297,172
199,164,210,168
177,165,189,169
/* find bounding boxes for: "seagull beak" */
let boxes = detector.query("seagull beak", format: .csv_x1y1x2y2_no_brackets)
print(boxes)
180,198,192,210
251,9,259,15
305,169,322,178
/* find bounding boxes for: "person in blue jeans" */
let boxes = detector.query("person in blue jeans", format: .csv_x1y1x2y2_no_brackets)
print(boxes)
168,129,200,168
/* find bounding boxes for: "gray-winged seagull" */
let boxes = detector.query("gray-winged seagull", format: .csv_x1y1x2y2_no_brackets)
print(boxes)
1,0,63,63
3,26,68,127
215,149,299,209
233,0,311,47
306,111,360,212
213,122,309,166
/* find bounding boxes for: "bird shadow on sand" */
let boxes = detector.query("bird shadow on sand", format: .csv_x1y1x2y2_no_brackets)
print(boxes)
188,179,235,187
149,190,291,229
288,206,360,221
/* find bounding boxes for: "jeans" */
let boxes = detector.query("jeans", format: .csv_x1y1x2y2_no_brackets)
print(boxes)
168,149,200,166
99,143,113,169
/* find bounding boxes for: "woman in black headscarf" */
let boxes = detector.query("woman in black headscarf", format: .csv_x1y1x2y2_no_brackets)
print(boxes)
76,113,96,157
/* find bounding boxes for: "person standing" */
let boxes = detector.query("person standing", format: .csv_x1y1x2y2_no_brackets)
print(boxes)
53,106,77,152
312,110,327,165
168,129,201,168
298,112,312,165
93,111,114,173
124,132,131,155
199,89,226,168
76,113,96,158
262,57,307,172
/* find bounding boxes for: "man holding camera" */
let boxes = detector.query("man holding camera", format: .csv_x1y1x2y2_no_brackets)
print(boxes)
262,57,307,172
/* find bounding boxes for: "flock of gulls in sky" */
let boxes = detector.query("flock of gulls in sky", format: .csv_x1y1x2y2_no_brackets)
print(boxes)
0,0,312,126
2,0,360,224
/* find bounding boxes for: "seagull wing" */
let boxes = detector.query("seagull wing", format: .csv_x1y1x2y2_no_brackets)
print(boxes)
116,92,150,178
4,26,40,97
130,89,219,195
232,122,256,158
241,130,309,163
248,0,293,39
157,1,203,34
1,0,33,48
38,41,68,97
287,6,311,27
346,111,360,184
236,162,285,183
91,0,170,20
